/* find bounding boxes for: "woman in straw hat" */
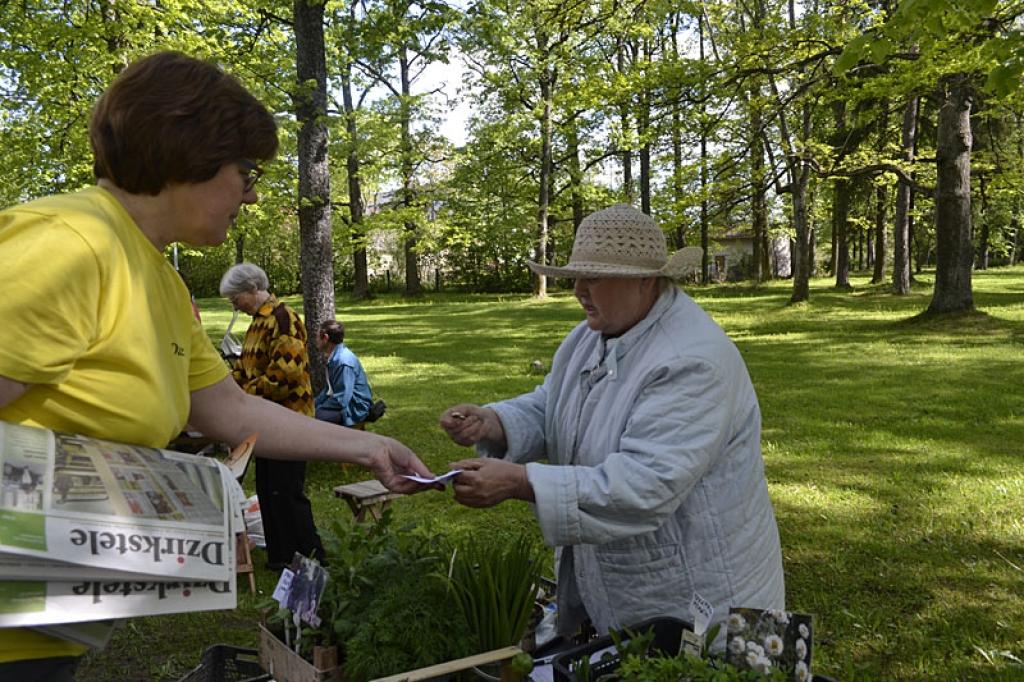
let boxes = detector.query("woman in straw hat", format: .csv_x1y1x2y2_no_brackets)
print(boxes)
440,204,784,643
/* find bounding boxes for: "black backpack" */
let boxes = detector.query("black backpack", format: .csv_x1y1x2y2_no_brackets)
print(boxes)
366,399,387,423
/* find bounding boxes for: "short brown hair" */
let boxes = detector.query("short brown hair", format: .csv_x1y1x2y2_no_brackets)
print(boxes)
90,51,278,195
319,320,346,344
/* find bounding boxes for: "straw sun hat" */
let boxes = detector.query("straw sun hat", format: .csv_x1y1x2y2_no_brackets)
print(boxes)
527,204,703,279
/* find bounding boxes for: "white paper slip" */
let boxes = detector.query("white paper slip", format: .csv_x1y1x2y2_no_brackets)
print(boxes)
401,470,463,484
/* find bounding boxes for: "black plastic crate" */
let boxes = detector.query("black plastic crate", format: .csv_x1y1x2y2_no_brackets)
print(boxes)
179,644,271,682
551,616,690,682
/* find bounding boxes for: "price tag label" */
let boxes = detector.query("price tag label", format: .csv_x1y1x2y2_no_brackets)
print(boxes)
272,568,295,607
681,629,703,658
689,591,714,636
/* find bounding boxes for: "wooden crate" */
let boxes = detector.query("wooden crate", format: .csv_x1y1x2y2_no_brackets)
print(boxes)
371,645,523,682
259,623,523,682
258,624,342,682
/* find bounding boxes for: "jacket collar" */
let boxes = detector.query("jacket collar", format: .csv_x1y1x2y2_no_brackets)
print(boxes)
585,287,678,380
254,293,279,318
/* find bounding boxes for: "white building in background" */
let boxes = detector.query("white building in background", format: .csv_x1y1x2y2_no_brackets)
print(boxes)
711,231,792,281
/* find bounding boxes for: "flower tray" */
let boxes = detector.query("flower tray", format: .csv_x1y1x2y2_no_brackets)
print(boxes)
550,616,691,682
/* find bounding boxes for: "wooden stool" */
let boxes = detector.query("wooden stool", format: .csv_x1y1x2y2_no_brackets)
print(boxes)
235,531,256,594
333,479,402,522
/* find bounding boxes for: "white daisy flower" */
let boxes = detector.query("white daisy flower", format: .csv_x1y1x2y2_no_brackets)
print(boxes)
729,636,746,655
728,613,747,634
753,655,773,674
796,637,808,660
795,661,810,681
770,609,790,625
746,650,760,668
764,634,784,656
799,623,810,639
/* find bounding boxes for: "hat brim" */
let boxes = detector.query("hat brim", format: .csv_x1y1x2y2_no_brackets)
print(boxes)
527,260,663,279
527,248,703,280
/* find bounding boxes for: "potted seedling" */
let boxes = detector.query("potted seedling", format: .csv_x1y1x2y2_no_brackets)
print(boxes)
447,533,546,680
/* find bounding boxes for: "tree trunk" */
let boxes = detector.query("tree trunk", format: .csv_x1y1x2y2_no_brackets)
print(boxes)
893,96,918,295
294,0,333,392
567,123,584,234
871,184,887,283
790,168,812,302
670,13,685,249
832,178,851,288
699,15,710,283
1014,113,1024,265
340,59,369,301
975,173,989,270
928,76,975,314
617,42,633,204
400,47,422,295
784,0,814,303
639,38,652,215
671,108,685,247
751,118,767,281
831,100,851,288
533,49,553,297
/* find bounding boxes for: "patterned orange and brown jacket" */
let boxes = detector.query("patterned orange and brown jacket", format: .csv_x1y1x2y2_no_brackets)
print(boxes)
233,294,314,416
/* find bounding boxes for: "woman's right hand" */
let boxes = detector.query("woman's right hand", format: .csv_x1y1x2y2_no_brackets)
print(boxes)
439,404,505,447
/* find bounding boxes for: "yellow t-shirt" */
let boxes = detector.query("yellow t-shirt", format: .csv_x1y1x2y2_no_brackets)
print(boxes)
0,186,229,663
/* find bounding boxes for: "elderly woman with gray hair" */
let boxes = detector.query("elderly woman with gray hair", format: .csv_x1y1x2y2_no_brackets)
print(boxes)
440,204,785,643
220,262,324,569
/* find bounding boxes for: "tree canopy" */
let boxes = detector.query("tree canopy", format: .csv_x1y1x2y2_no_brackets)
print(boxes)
3,0,1024,313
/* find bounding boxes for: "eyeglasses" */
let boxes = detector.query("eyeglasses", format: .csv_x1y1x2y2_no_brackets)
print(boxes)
238,159,264,193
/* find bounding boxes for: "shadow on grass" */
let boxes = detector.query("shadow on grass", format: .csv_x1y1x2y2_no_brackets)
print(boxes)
118,268,1024,681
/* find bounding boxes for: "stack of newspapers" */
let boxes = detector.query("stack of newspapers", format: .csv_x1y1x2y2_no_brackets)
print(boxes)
0,421,247,647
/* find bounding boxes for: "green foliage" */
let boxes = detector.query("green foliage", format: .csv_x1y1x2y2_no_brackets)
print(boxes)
258,509,479,678
618,652,786,682
576,623,786,682
834,0,1024,100
343,570,474,681
447,532,545,653
78,272,1024,680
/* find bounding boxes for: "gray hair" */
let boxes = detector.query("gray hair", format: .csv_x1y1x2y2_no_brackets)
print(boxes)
219,262,269,297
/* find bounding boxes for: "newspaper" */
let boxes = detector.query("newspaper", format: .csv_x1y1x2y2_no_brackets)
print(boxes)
0,420,242,627
0,578,236,627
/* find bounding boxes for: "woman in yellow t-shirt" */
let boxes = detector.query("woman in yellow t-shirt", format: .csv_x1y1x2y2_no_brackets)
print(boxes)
0,51,436,681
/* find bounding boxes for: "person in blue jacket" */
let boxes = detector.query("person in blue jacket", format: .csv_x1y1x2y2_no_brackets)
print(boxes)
314,319,373,427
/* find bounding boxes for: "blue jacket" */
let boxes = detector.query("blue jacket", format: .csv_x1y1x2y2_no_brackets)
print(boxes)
479,287,785,640
314,343,373,426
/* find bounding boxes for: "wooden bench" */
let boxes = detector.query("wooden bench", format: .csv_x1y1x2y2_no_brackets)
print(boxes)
333,479,402,522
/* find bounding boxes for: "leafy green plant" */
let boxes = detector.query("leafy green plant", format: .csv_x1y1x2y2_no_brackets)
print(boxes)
618,652,787,682
343,570,474,681
447,532,545,653
259,509,477,675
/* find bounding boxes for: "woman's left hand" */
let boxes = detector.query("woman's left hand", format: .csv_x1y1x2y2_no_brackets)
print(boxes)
448,458,534,507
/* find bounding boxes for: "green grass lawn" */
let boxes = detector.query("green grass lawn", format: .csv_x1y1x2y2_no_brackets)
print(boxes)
79,267,1024,681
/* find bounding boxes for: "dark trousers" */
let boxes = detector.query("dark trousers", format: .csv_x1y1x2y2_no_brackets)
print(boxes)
255,456,324,569
0,656,79,682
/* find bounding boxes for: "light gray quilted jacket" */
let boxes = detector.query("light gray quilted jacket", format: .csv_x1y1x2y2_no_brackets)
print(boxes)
479,287,785,636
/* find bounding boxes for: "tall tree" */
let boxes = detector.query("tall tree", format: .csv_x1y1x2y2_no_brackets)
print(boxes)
294,0,334,387
928,75,975,313
837,0,1024,312
361,0,453,296
460,0,605,296
892,95,919,294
